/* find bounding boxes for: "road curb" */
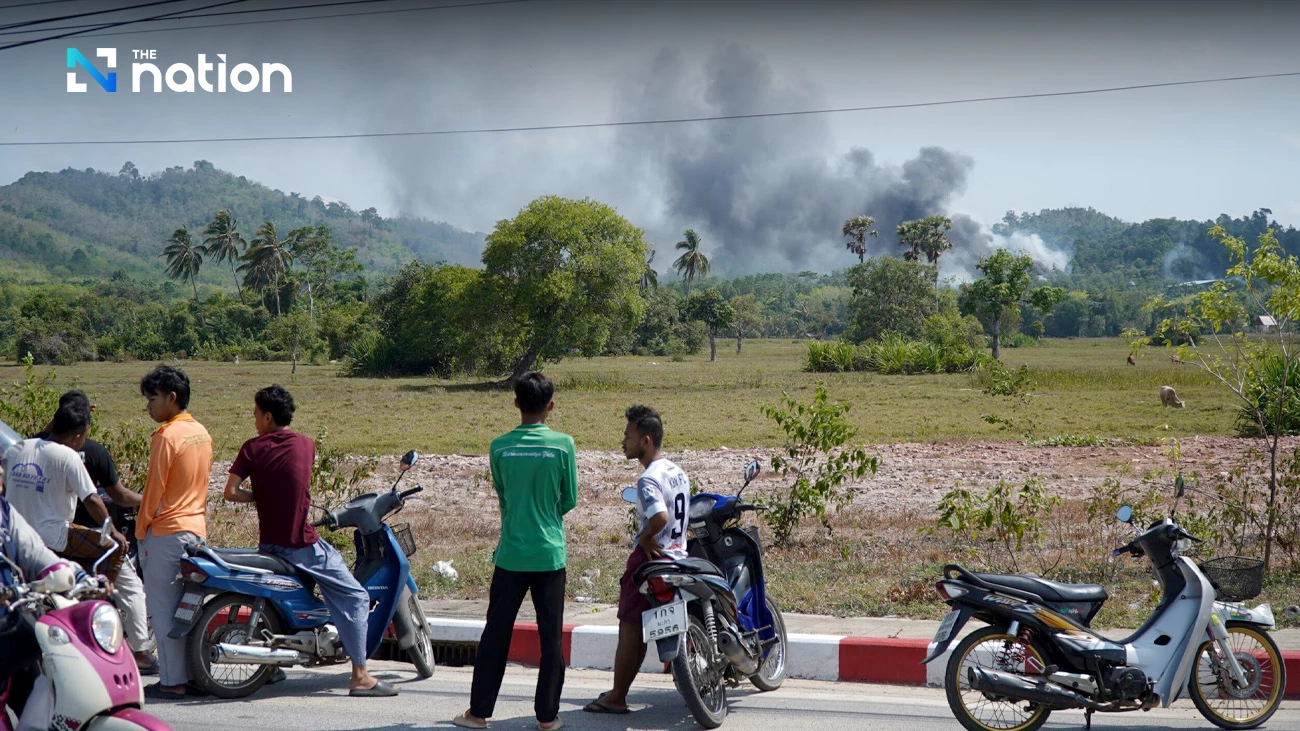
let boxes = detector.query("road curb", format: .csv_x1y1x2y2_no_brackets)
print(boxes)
427,616,1300,698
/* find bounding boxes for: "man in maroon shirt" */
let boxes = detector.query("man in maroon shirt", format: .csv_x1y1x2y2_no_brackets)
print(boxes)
223,385,396,697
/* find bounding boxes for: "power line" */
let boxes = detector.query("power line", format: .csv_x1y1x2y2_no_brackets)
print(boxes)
0,0,190,31
16,0,538,42
0,0,84,10
4,70,1298,147
0,0,246,50
0,0,403,37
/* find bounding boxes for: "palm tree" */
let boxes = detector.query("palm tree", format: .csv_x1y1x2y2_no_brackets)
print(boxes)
897,215,953,265
841,215,878,263
640,250,659,291
241,221,293,315
162,225,203,304
673,229,710,294
200,210,247,295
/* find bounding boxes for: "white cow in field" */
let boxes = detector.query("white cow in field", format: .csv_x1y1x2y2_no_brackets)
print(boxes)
1160,386,1184,409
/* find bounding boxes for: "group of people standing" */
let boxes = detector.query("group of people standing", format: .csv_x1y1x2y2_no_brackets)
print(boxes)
1,365,693,730
454,373,692,730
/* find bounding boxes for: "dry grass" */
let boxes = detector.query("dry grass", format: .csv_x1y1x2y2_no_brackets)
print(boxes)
3,338,1235,458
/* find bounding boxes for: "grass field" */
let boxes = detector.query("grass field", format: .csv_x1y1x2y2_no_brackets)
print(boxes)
2,338,1235,458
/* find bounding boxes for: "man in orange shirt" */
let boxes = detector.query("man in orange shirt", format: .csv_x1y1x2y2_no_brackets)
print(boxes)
136,365,213,700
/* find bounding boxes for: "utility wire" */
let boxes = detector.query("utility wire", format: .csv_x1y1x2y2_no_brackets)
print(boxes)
0,0,405,36
0,0,190,31
4,70,1298,147
0,0,246,50
8,0,538,42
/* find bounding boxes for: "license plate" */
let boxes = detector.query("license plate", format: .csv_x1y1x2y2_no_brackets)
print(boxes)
642,598,686,642
933,610,959,644
173,591,203,623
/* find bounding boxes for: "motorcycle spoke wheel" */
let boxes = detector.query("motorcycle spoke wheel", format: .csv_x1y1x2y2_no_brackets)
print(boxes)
187,594,281,698
1189,624,1284,729
948,629,1049,731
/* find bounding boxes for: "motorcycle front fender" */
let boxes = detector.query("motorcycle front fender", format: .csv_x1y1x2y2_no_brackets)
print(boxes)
85,707,175,730
390,585,419,650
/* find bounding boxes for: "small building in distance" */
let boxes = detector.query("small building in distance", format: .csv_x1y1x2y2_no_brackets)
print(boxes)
1255,315,1278,333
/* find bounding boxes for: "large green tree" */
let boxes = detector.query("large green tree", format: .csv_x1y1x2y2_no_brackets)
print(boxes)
842,215,879,264
200,210,247,295
673,229,710,293
846,256,937,342
897,215,954,266
730,293,764,353
964,250,1066,359
482,196,648,383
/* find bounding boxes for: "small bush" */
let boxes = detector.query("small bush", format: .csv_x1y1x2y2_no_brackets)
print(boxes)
804,334,983,375
0,354,62,436
1236,353,1300,437
345,332,398,376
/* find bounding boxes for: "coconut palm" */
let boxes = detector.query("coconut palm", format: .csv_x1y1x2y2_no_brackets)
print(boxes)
841,215,878,263
673,229,710,294
200,210,247,295
162,225,203,304
640,249,659,291
241,221,293,315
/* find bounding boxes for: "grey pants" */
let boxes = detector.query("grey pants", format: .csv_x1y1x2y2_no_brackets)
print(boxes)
115,558,154,654
140,529,201,686
261,541,371,665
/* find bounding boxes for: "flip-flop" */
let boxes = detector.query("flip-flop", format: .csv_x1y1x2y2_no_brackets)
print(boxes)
143,683,206,700
453,713,488,729
349,680,399,697
582,696,630,715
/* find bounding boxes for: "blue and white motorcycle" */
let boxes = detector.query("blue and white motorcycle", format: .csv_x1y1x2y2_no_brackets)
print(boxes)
171,451,434,698
625,461,787,728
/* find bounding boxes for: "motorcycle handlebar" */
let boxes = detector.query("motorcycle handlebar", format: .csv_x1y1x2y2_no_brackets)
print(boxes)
400,485,424,499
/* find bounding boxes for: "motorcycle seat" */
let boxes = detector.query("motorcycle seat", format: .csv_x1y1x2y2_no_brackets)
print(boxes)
639,557,725,577
975,572,1108,603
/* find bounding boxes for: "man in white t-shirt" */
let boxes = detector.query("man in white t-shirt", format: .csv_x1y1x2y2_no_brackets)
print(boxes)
3,400,126,577
585,405,692,716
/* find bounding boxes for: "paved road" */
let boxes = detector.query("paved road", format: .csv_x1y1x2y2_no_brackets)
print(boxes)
149,662,1300,731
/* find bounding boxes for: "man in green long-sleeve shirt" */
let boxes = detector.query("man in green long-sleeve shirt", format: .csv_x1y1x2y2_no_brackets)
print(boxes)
456,371,577,731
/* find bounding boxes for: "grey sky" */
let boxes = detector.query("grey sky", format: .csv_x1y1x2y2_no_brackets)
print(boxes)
2,0,1298,276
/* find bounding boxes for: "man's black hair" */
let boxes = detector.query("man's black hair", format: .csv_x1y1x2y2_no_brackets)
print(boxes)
58,390,90,409
625,404,664,449
255,385,295,427
140,365,191,410
515,371,555,414
49,400,91,439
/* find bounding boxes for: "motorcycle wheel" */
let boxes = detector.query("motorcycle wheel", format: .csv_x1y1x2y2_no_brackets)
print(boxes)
749,596,787,691
944,625,1051,731
1187,622,1285,730
406,592,435,679
670,615,728,729
186,593,283,699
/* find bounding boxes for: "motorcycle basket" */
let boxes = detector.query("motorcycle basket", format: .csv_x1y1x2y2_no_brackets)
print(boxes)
392,523,417,558
1199,555,1264,602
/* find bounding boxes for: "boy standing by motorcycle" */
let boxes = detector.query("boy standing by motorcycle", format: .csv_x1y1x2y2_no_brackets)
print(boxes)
137,365,212,700
584,404,690,715
455,372,578,731
222,385,396,697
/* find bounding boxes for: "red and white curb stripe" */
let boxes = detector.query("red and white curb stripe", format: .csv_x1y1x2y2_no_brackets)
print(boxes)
427,617,1300,698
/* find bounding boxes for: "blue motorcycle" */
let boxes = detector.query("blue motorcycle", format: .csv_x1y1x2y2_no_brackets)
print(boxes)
626,460,788,728
171,450,434,698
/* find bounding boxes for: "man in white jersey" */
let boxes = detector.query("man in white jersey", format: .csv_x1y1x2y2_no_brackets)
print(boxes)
585,405,690,715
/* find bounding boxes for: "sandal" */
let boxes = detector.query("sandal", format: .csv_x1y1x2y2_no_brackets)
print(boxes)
582,693,630,714
453,711,488,729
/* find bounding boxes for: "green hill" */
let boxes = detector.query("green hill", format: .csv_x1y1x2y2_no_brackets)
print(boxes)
0,161,484,282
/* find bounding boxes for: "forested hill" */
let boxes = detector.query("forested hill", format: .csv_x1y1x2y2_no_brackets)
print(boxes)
0,161,484,281
995,207,1300,287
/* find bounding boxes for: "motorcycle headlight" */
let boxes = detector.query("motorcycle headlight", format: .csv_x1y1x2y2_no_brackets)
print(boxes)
91,603,124,654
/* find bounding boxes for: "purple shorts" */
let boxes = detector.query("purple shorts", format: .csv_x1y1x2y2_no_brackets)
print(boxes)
617,547,651,623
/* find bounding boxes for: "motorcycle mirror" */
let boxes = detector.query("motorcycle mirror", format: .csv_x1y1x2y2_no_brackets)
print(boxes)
621,486,639,504
1175,474,1185,498
98,516,113,547
743,460,760,484
400,450,419,471
1116,505,1134,524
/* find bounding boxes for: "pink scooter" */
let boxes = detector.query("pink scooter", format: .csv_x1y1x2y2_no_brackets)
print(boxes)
1,521,171,731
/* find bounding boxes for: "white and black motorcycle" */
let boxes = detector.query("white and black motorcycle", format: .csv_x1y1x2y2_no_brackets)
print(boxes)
925,478,1285,731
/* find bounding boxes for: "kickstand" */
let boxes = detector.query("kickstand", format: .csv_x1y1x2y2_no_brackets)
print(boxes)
1084,708,1092,730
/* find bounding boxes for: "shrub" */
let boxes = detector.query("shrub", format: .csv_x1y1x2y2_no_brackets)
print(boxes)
0,354,61,436
345,331,398,376
1236,353,1300,437
926,476,1062,573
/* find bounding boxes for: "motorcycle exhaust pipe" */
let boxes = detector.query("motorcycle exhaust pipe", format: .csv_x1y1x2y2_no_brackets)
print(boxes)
716,629,759,676
967,666,1097,711
211,643,305,666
